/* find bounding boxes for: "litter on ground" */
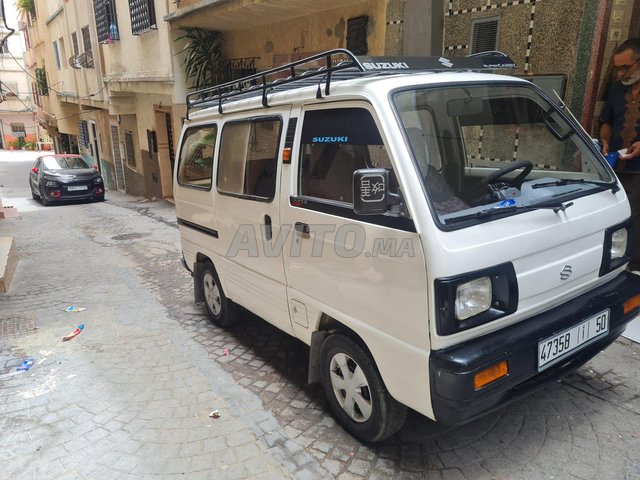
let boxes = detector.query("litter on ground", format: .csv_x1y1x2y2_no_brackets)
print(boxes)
62,324,84,341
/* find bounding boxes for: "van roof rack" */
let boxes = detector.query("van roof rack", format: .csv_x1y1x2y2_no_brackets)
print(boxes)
185,49,516,119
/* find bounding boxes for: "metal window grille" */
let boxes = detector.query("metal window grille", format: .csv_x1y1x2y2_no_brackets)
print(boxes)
81,26,92,55
124,131,136,168
222,57,257,83
78,121,89,148
94,0,120,43
11,123,26,134
347,16,368,55
471,18,499,54
129,0,156,36
31,82,41,107
35,67,48,96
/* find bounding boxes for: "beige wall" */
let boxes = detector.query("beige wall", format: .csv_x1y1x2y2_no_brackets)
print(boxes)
102,0,173,81
222,1,387,68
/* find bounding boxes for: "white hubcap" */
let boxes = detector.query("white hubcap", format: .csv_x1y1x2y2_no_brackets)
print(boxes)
203,272,221,316
329,352,372,423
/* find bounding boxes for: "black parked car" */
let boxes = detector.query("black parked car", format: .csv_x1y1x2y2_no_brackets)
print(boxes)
29,154,105,206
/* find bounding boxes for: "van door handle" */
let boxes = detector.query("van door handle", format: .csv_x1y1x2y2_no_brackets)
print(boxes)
264,214,272,241
294,222,310,235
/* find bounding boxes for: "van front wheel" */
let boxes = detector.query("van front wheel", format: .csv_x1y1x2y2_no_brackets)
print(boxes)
320,334,407,442
201,262,238,327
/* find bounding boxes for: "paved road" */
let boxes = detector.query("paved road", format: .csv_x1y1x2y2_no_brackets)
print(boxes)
1,151,640,479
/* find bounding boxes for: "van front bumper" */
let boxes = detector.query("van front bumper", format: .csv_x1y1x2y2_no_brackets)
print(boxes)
429,271,640,426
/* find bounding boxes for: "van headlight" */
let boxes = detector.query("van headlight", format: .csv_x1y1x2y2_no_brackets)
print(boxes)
456,277,492,320
600,220,633,275
435,263,518,335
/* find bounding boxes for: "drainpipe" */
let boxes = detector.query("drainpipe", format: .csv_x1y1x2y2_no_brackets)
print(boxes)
580,0,612,134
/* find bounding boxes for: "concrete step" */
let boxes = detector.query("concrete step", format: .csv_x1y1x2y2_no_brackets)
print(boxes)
0,198,21,220
0,237,18,293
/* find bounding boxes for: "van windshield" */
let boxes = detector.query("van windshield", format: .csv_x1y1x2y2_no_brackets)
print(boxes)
392,84,615,226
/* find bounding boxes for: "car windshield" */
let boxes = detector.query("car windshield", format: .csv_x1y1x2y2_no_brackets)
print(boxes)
392,83,615,227
42,156,90,170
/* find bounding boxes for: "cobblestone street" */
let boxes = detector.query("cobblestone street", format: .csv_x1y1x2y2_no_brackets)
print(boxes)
1,185,640,479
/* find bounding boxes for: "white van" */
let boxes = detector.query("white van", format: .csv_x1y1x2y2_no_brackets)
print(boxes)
174,50,640,442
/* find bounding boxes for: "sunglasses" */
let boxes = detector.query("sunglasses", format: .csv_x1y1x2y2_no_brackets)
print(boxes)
615,58,640,74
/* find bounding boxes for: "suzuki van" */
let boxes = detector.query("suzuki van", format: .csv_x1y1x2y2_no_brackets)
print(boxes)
174,49,640,442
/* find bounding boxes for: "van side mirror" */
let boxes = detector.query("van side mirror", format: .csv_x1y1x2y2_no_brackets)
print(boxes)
353,168,389,215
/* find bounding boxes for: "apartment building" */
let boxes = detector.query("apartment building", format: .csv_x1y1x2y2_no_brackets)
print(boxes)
0,1,36,149
10,0,640,198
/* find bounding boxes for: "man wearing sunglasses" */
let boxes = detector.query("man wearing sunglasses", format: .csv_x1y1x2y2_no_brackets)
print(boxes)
600,37,640,271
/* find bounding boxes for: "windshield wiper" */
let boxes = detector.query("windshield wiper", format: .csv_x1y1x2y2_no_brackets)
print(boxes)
444,201,574,225
531,178,618,193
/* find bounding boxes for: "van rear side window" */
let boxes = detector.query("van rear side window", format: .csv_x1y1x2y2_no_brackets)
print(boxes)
217,118,281,201
177,125,217,189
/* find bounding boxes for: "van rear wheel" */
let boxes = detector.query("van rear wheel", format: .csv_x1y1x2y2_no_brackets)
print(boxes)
320,334,407,442
201,262,238,327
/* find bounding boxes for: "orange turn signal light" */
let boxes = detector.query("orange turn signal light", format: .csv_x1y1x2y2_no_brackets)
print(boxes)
474,360,508,390
282,147,292,163
624,294,640,315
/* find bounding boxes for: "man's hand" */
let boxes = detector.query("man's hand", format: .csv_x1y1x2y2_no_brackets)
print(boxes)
621,141,640,160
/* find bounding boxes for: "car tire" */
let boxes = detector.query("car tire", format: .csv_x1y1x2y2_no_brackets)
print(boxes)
31,187,39,200
39,187,50,206
320,334,407,442
201,262,238,327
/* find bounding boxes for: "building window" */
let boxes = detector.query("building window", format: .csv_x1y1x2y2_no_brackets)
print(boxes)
31,82,41,107
35,67,48,96
11,123,26,136
124,130,136,169
58,37,67,68
52,40,61,69
80,26,94,68
470,17,499,54
71,32,79,55
346,16,368,55
129,0,156,35
1,81,18,97
31,83,40,106
94,0,120,43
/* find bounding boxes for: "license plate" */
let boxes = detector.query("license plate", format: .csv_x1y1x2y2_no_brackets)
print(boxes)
68,185,88,191
538,310,609,370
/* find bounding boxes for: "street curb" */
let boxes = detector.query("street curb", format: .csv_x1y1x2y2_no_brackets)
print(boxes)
0,236,18,292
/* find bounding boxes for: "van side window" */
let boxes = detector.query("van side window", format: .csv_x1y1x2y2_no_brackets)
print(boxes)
217,118,281,200
299,108,398,204
177,125,217,189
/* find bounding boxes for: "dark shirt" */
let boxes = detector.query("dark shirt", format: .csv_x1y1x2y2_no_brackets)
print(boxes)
600,81,640,172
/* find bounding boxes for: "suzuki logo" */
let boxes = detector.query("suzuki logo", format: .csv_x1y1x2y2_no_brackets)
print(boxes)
560,265,572,280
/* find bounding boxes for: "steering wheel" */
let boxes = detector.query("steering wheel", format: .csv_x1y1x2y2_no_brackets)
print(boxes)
481,160,533,187
469,160,533,199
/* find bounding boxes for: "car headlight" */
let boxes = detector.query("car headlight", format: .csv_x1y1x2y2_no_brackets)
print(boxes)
435,263,518,335
43,175,57,181
46,181,58,187
611,228,628,260
94,177,103,184
456,277,492,320
600,220,633,275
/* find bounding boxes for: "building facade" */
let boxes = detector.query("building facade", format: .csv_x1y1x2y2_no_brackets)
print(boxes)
6,0,640,197
0,0,37,150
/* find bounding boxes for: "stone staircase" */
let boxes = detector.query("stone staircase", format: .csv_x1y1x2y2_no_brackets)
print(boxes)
0,199,20,292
